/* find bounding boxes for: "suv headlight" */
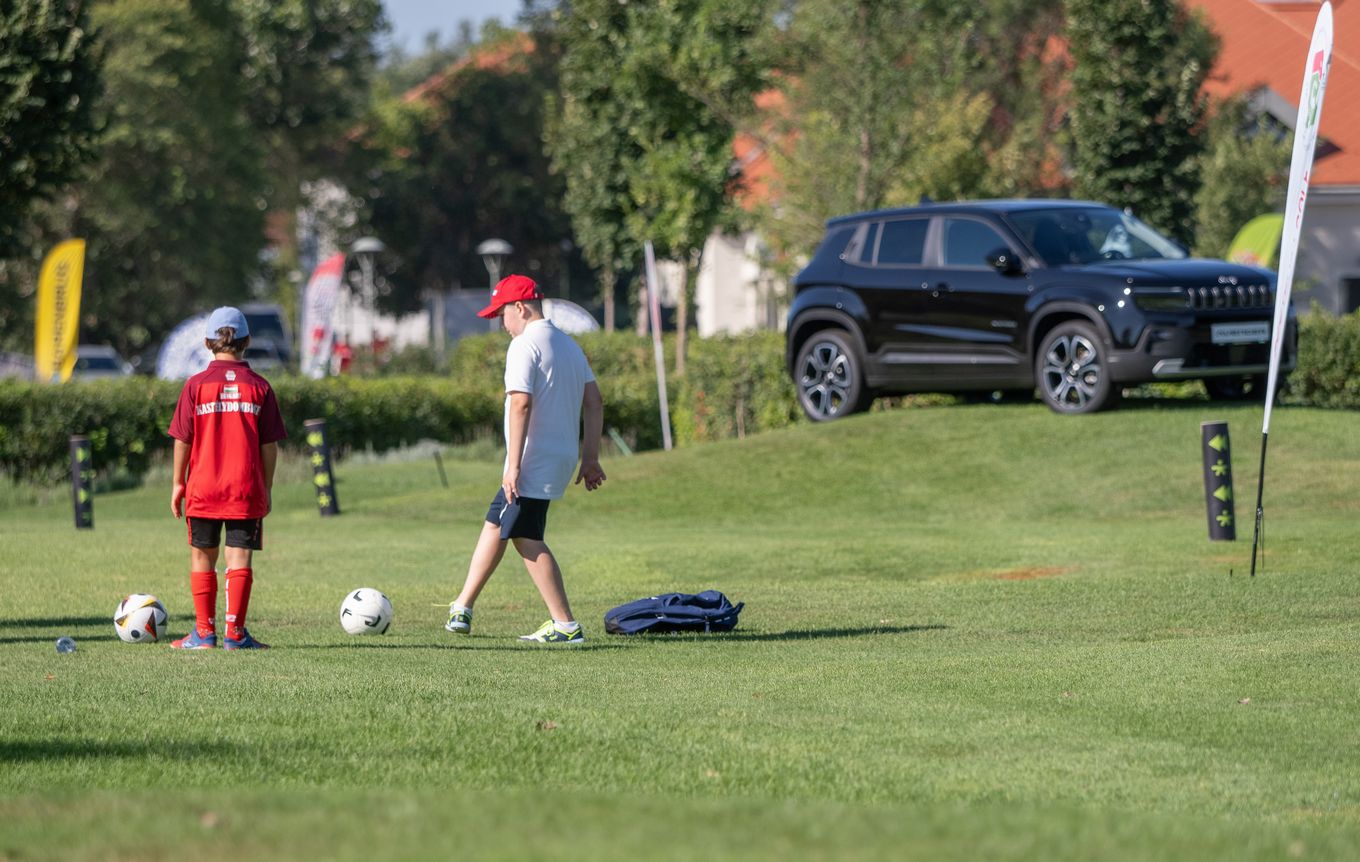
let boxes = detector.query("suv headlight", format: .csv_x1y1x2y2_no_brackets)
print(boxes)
1132,287,1190,311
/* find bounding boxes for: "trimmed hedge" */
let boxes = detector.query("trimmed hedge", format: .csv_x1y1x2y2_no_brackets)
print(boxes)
0,371,668,483
452,330,800,447
672,331,800,444
3,317,1355,483
1288,310,1360,409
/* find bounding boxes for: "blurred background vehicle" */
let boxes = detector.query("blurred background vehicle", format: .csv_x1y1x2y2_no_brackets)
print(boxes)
240,303,293,367
0,352,35,381
72,346,134,380
243,341,284,372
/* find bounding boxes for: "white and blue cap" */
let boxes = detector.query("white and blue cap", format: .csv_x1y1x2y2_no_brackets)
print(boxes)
205,306,249,339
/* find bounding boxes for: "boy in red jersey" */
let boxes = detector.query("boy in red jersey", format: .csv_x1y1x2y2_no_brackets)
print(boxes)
167,307,287,650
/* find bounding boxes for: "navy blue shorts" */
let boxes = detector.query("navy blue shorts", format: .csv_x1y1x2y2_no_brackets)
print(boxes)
485,488,550,541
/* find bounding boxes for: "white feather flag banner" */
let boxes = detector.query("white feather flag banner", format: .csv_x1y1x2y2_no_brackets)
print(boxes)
1251,0,1333,576
1263,1,1332,432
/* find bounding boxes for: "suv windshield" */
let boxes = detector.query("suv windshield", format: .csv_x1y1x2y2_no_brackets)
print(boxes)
75,356,119,371
244,314,287,341
1007,206,1186,267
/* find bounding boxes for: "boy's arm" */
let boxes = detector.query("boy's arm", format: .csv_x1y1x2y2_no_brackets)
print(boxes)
503,391,532,503
170,439,190,518
575,381,606,491
261,442,278,514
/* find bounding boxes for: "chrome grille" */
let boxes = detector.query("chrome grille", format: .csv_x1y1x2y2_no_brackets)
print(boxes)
1187,284,1273,309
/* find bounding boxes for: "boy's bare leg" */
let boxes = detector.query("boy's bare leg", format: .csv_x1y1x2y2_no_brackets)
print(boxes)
512,538,573,622
190,546,219,571
224,547,252,570
454,521,510,609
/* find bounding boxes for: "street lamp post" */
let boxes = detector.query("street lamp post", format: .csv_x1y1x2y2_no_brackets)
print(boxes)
348,237,385,346
476,238,513,331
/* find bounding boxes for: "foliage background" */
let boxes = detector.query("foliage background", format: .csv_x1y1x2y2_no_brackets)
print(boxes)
4,316,1357,485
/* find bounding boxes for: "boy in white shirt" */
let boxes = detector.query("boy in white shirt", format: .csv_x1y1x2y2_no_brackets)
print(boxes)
446,274,606,643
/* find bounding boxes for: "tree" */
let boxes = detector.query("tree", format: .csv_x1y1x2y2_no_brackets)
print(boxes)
544,1,638,331
344,29,574,313
0,0,100,257
1065,0,1217,242
754,0,1066,272
66,0,266,355
227,0,386,316
549,0,770,366
1193,98,1291,258
230,0,386,177
623,0,771,369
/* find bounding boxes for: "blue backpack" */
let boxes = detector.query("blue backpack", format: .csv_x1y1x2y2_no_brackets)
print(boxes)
604,591,744,635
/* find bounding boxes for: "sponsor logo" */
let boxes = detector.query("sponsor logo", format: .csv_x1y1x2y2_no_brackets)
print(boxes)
222,384,240,400
195,401,262,416
225,370,236,381
1306,49,1325,127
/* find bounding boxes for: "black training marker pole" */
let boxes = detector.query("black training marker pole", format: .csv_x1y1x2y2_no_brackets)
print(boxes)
1250,433,1270,577
1200,421,1235,542
69,435,93,529
304,418,341,516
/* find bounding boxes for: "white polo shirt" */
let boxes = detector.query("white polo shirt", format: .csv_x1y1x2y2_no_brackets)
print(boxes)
504,319,596,500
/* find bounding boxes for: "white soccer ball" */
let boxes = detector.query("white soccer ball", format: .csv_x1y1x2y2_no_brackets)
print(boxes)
339,588,393,635
114,594,168,644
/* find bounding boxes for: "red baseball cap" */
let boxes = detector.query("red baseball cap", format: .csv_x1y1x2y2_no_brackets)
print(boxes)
478,274,543,318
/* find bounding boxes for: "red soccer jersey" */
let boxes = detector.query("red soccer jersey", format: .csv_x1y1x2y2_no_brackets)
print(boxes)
168,360,287,519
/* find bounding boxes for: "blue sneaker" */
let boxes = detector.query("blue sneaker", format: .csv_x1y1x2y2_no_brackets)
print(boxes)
518,620,585,644
171,629,217,650
223,628,269,650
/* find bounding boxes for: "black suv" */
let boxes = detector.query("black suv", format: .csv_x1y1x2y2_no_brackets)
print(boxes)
786,200,1296,418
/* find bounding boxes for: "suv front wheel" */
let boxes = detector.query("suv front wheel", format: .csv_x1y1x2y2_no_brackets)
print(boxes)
795,330,871,421
1035,320,1116,414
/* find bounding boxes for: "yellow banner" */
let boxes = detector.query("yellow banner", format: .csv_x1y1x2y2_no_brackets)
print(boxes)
34,239,86,383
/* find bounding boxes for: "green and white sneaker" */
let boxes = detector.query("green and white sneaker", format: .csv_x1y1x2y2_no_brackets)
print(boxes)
518,620,585,644
445,605,472,634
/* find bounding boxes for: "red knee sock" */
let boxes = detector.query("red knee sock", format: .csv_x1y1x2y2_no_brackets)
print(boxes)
224,568,254,639
190,570,217,637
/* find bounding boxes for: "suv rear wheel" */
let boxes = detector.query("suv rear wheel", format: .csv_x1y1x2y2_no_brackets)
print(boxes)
1036,320,1116,414
795,330,871,421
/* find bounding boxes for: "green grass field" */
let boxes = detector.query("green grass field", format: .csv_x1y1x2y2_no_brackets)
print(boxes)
2,400,1359,860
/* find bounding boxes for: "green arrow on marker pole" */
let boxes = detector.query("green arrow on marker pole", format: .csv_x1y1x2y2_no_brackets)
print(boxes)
1214,485,1232,502
1208,434,1227,452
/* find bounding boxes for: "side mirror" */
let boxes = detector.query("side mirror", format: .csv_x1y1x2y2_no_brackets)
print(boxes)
986,248,1024,275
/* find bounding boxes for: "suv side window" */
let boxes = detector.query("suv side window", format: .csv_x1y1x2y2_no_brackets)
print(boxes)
943,218,1009,267
875,219,928,266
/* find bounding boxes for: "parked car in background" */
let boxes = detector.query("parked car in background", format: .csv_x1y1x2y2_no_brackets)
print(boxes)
72,346,135,380
0,352,34,380
243,341,284,372
241,302,293,367
786,200,1296,418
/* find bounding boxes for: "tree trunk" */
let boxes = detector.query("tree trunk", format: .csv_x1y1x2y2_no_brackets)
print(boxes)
636,274,649,337
854,0,873,209
675,250,699,377
602,263,616,332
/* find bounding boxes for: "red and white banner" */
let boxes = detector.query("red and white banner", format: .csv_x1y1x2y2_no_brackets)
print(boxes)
300,253,346,379
1263,1,1332,434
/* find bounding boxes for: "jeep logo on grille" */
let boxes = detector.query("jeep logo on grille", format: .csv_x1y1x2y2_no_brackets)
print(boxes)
1217,275,1239,285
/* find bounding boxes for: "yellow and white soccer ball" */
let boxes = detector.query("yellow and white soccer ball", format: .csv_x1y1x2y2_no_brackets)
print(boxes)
114,594,168,643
